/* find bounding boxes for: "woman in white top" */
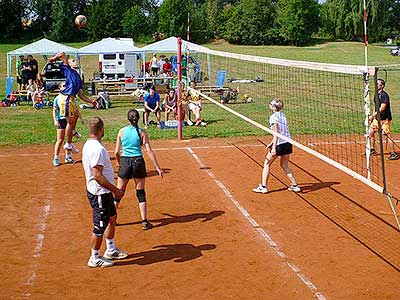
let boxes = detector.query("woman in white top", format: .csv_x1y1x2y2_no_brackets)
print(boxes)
253,98,301,194
150,53,159,76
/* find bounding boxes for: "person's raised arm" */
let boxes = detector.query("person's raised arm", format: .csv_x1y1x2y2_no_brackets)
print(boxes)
48,52,68,65
141,130,163,177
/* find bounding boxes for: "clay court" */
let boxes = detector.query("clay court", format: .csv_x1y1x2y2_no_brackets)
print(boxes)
1,136,400,299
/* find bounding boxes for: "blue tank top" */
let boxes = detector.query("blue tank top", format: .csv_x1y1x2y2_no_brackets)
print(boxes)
59,64,83,96
122,125,143,157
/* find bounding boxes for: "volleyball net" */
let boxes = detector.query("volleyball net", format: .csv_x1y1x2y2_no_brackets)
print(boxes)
181,46,400,207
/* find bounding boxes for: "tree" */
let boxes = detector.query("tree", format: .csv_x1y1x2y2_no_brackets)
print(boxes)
122,6,146,40
275,0,320,45
0,0,26,41
158,0,193,38
221,0,275,45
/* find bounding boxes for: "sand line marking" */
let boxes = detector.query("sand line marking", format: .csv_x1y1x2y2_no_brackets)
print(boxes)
186,147,326,300
22,169,55,299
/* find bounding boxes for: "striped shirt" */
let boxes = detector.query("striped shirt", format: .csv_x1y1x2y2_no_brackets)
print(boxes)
269,111,291,145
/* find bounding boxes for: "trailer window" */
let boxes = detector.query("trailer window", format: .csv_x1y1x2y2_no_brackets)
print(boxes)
103,54,116,60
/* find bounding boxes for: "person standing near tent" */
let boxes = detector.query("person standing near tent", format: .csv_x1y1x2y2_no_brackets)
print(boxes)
48,52,95,154
150,53,160,76
16,55,24,91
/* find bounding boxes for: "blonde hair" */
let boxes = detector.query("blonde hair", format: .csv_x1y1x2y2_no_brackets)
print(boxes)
269,98,283,111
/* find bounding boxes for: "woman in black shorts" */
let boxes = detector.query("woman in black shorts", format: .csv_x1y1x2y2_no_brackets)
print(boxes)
114,109,163,229
253,98,301,194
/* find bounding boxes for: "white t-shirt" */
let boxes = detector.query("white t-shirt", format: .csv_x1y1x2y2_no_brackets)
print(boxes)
269,111,291,145
82,139,115,195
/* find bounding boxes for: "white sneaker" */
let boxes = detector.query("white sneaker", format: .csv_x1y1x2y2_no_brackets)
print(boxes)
87,256,114,268
103,248,128,260
64,143,79,154
288,185,301,192
64,157,75,164
187,120,193,126
253,184,268,194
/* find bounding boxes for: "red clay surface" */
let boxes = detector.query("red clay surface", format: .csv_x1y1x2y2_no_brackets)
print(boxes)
1,136,399,300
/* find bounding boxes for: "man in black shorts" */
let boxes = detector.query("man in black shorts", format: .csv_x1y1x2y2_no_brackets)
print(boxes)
82,117,128,268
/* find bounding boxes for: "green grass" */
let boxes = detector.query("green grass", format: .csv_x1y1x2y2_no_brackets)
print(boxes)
1,40,399,146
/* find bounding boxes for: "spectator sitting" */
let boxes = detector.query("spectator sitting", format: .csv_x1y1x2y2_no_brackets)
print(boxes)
177,82,192,126
143,85,161,128
187,80,206,126
162,88,177,121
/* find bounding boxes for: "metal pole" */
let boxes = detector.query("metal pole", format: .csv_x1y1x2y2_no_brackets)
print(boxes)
177,37,183,140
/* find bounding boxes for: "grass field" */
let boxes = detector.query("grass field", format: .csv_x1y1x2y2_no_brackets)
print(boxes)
0,40,399,146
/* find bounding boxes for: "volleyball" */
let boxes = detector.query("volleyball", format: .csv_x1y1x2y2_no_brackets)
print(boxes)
75,15,87,28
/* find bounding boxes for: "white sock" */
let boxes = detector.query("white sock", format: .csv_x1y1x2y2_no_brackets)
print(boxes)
66,154,71,159
91,249,100,259
54,155,58,160
106,238,116,251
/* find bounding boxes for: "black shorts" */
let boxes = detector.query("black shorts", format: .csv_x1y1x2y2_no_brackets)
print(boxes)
151,67,159,73
275,142,293,156
86,191,117,237
17,76,22,84
118,156,147,179
57,119,67,129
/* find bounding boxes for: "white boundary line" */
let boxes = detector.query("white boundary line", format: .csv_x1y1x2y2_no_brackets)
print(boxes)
21,169,55,299
186,147,327,300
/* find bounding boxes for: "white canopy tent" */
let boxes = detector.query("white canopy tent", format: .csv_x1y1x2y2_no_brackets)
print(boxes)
6,38,78,77
140,36,209,53
77,37,142,55
140,36,211,83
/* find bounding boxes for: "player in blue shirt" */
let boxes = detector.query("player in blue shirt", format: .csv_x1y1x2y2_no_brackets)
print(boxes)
48,52,95,154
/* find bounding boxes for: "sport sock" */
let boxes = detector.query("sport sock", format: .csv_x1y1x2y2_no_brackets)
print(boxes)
106,238,116,252
91,249,100,259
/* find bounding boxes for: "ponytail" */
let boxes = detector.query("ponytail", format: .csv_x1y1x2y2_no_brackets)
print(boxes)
127,109,142,144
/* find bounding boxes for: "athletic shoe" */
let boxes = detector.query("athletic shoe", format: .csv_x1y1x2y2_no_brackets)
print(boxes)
64,143,79,154
388,152,399,160
87,256,114,268
142,219,153,230
64,157,75,164
73,130,81,139
103,248,128,260
253,184,268,194
200,121,207,127
53,158,60,167
187,120,193,126
288,185,301,192
195,119,202,126
370,148,377,155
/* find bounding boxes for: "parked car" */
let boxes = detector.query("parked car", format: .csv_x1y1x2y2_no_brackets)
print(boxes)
389,47,400,56
42,61,84,91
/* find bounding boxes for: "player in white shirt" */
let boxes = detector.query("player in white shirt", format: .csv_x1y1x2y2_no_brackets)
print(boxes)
253,98,301,194
82,117,128,268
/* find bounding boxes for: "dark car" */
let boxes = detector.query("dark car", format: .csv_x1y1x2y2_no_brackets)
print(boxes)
42,61,84,91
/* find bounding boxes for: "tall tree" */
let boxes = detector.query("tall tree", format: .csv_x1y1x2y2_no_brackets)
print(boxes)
221,0,275,45
275,0,320,45
122,5,146,40
158,0,194,38
0,0,26,41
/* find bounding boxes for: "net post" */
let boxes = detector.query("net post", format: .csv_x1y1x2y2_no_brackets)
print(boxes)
177,37,183,140
374,68,388,194
364,70,371,180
